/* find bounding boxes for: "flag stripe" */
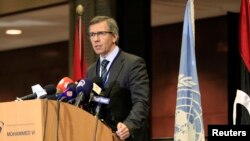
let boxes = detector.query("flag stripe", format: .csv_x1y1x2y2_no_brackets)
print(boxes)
239,0,250,72
236,0,250,124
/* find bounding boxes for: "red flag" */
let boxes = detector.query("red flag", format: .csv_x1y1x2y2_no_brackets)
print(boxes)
239,0,250,72
73,16,86,81
236,0,250,124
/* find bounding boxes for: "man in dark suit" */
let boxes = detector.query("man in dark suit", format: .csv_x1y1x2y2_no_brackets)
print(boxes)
86,16,150,141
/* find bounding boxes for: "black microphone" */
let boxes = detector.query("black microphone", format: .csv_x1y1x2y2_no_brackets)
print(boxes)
86,77,104,115
88,77,107,118
89,77,103,103
39,84,57,99
93,93,110,118
89,93,110,117
18,84,56,100
74,79,93,107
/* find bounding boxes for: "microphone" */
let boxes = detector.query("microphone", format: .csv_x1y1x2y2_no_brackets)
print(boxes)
44,84,57,95
42,83,76,101
86,77,108,117
85,77,104,114
74,79,93,107
39,84,57,99
93,94,110,117
18,84,56,100
56,77,73,94
57,83,77,102
88,77,103,104
90,95,110,104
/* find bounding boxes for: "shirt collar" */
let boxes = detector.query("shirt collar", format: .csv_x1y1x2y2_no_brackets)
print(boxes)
100,46,119,65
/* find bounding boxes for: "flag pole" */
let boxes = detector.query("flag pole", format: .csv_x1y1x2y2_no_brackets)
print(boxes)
76,4,84,65
73,4,86,81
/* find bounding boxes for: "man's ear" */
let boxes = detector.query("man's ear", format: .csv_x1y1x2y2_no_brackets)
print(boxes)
112,35,118,44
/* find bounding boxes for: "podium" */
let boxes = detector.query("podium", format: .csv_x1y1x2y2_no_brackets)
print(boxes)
0,100,121,141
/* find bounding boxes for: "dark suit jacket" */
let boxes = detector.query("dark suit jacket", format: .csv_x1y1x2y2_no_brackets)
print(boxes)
87,50,150,141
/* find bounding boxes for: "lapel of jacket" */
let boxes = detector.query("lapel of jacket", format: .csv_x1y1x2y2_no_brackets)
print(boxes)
87,59,99,79
105,51,125,87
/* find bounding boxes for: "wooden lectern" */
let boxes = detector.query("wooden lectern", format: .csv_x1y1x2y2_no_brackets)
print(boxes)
0,100,121,141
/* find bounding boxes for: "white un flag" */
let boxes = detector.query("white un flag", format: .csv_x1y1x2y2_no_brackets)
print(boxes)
174,0,205,141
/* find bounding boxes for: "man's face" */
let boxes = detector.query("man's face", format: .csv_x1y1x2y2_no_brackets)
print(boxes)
89,21,117,57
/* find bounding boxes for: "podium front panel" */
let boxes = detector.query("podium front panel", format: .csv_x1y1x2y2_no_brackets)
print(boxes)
0,100,44,141
0,100,121,141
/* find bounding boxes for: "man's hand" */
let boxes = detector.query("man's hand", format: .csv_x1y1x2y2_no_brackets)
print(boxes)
116,122,130,140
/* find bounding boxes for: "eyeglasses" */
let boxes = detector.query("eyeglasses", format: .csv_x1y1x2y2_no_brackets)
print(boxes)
88,31,113,39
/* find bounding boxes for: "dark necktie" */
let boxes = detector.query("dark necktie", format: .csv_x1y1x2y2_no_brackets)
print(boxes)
101,59,109,83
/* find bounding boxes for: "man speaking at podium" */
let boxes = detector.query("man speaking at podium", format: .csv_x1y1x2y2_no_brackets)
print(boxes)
86,16,150,141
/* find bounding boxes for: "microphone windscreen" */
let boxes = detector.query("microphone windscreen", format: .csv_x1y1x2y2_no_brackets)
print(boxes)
43,84,56,95
67,82,77,90
57,77,73,93
76,79,93,97
65,83,77,99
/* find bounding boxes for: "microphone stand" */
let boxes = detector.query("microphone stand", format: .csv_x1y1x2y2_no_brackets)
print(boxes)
93,101,102,141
